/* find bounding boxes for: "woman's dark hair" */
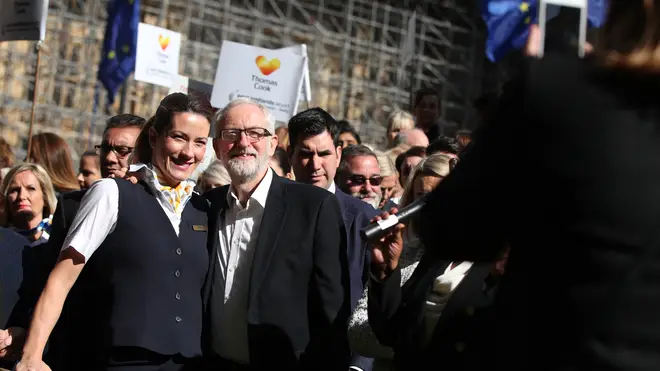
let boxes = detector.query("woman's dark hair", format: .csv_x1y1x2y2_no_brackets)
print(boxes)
139,93,213,163
272,147,291,174
28,132,80,192
132,115,155,165
336,120,361,145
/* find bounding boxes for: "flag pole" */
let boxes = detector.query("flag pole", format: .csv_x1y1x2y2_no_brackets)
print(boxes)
25,40,43,161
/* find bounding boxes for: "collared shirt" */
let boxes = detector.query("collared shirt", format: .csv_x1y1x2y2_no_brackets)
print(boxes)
421,261,473,344
327,181,336,194
62,164,196,261
215,168,273,364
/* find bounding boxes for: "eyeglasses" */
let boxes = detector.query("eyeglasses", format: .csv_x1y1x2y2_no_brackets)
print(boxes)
348,174,383,186
95,143,134,158
220,128,271,142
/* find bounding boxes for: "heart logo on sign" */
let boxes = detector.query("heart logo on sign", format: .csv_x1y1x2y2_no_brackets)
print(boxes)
158,34,170,50
255,56,281,76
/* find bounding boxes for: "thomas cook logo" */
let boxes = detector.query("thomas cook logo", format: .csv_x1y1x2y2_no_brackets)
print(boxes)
255,56,280,76
158,34,170,50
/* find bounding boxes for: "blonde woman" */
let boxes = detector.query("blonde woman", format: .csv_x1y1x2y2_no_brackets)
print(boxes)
386,110,415,149
1,163,57,246
347,154,454,370
375,152,403,208
197,159,232,193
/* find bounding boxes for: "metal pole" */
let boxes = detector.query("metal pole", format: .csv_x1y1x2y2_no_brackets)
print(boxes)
25,40,43,161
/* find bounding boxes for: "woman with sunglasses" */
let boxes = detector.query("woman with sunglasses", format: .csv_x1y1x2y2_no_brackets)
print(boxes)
14,93,212,371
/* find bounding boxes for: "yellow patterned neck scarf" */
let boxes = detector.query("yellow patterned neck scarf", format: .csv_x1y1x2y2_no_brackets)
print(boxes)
158,181,194,216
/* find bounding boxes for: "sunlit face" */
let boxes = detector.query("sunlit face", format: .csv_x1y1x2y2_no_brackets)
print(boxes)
337,132,358,149
100,126,141,178
414,95,439,128
400,155,424,186
412,174,443,201
291,130,341,189
341,155,382,209
213,104,278,184
77,155,101,189
150,112,210,186
7,170,45,224
379,174,398,208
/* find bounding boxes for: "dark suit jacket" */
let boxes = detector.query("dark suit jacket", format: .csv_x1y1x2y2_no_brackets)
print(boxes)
418,54,660,370
334,188,379,309
334,189,378,371
369,256,497,371
203,173,351,370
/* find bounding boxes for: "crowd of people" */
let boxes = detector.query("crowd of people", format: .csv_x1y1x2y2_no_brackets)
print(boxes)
4,2,660,370
0,83,497,371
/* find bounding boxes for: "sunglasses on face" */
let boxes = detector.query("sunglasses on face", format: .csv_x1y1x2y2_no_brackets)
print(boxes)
95,143,134,158
348,174,383,186
220,128,271,142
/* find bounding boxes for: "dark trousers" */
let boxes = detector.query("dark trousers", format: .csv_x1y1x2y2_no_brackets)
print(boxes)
85,347,202,371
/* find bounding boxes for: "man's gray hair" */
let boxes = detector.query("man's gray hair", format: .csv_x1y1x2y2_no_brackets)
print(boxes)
214,97,276,135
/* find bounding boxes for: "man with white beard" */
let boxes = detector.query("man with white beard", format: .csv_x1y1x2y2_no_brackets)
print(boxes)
335,145,383,209
203,98,351,371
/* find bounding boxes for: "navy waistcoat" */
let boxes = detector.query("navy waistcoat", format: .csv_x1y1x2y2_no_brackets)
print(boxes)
82,179,209,358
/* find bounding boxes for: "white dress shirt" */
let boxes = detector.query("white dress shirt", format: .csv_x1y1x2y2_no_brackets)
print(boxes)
327,181,336,194
62,164,195,261
215,168,273,364
421,261,473,344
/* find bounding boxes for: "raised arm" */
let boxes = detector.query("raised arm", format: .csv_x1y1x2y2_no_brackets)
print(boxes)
16,180,119,371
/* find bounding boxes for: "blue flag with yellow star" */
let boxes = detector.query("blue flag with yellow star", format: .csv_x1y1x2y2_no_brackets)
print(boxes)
97,0,140,104
482,0,609,62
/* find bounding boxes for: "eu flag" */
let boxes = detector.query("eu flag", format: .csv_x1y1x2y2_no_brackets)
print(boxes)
482,0,609,62
97,0,140,104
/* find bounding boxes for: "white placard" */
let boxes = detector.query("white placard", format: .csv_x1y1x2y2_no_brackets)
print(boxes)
134,23,181,88
169,75,190,94
211,40,305,123
0,0,49,42
277,44,311,102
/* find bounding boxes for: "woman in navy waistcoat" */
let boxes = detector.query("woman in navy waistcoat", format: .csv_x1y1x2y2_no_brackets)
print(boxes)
14,93,213,371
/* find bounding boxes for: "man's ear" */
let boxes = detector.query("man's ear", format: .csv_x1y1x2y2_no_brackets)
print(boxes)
335,145,342,167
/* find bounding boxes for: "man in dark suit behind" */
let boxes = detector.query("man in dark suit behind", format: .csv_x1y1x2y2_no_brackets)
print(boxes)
204,98,350,370
287,108,378,371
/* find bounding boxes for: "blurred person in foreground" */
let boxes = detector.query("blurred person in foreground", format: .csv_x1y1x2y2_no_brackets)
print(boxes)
27,133,80,194
12,93,212,371
385,2,660,369
76,150,101,190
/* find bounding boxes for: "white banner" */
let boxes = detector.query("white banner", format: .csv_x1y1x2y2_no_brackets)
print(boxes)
0,0,49,42
277,44,311,102
210,40,305,123
134,23,181,88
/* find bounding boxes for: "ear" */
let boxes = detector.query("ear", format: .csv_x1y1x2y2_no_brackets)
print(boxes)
335,145,342,167
148,127,158,149
269,135,278,157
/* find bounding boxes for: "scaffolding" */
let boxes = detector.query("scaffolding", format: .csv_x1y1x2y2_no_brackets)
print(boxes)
0,0,485,159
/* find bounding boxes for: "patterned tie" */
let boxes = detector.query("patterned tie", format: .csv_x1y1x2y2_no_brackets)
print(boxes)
159,182,194,216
